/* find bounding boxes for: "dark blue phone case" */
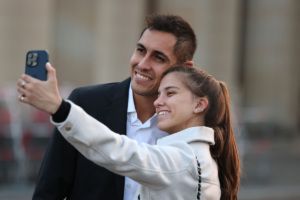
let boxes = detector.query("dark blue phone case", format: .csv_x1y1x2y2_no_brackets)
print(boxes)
25,50,49,81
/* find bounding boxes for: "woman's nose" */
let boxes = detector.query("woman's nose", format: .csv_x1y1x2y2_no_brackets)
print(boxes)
154,95,164,108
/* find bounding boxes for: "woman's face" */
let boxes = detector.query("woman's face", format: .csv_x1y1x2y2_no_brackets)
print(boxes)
154,72,202,133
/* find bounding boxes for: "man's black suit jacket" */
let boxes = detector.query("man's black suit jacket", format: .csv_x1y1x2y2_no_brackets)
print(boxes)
33,78,131,200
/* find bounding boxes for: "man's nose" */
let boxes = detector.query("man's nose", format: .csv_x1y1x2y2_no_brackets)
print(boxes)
137,56,151,70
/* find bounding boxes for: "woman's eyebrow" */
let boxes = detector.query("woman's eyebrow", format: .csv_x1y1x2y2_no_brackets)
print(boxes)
163,86,180,91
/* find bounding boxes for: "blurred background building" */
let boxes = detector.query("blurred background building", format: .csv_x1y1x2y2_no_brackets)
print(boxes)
0,0,299,199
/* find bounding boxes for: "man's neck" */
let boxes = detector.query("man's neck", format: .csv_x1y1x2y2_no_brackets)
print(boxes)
133,93,156,123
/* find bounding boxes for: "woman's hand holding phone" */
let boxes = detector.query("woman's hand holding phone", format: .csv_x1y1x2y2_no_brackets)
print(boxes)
17,51,62,114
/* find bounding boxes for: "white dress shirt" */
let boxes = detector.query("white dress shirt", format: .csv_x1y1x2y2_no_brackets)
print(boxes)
124,86,167,200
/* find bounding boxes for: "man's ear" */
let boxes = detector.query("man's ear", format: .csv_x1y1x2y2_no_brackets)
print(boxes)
183,60,194,67
194,97,209,114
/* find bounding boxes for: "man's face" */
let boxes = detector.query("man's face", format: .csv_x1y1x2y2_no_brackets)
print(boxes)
130,29,177,97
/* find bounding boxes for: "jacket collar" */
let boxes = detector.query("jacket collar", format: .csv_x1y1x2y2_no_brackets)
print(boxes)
157,126,215,145
101,78,131,135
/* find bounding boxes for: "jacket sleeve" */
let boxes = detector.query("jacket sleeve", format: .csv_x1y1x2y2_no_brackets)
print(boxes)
32,90,80,200
53,102,195,190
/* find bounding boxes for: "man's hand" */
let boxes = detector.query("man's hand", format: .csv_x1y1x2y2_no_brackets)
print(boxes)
17,62,62,114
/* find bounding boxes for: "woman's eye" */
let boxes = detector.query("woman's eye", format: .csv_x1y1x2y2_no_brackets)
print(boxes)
166,91,175,96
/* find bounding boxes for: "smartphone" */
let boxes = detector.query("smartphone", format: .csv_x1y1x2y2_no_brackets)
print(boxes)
25,50,49,81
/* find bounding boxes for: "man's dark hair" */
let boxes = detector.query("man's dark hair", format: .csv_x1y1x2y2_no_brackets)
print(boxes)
141,14,197,64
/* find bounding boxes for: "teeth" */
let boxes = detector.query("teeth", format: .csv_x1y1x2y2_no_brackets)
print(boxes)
158,111,167,115
136,73,150,80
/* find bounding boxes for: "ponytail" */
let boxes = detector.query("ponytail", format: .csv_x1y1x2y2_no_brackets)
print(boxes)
209,82,240,200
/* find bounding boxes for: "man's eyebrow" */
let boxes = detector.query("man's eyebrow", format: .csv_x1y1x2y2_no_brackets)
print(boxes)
154,50,170,61
136,43,145,48
155,51,167,57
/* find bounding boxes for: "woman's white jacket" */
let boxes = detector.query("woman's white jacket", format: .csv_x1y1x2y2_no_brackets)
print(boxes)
52,102,221,200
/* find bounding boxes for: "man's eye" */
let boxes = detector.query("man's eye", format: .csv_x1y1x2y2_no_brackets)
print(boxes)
155,56,165,63
137,47,145,54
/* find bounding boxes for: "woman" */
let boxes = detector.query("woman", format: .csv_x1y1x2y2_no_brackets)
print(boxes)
17,65,240,200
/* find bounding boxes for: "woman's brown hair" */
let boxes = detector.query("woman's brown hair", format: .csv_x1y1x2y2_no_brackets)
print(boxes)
162,66,241,200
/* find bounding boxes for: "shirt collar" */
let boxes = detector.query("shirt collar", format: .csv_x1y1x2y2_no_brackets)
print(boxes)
127,84,157,127
127,84,135,113
157,126,215,145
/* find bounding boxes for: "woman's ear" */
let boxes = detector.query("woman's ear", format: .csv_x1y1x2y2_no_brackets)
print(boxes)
194,97,208,114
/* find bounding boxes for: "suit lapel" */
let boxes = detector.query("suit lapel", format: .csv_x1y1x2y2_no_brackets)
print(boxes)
101,78,130,200
101,78,130,135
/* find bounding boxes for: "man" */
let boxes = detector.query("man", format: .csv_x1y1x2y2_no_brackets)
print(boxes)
32,14,197,200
